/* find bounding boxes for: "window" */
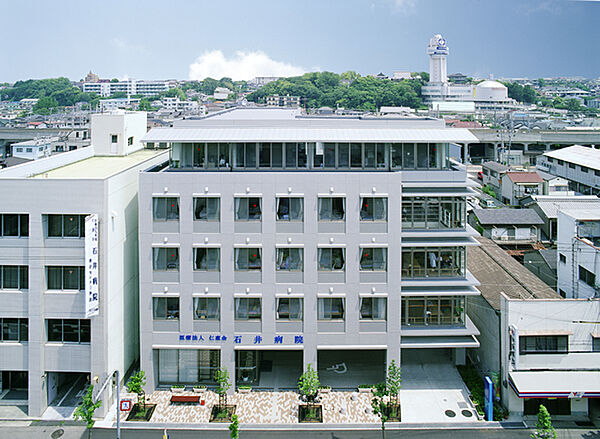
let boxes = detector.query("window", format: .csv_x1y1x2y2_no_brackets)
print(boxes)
318,197,345,221
519,335,568,354
26,148,32,153
0,214,29,237
193,197,220,221
595,170,600,177
235,197,261,221
153,297,180,320
402,247,465,278
235,298,261,320
359,297,387,320
47,319,90,343
193,248,220,271
569,163,576,169
559,253,566,264
0,318,27,342
359,248,387,271
276,197,303,221
46,266,84,290
193,298,220,320
401,296,465,326
579,266,596,288
158,349,220,384
360,198,387,221
111,135,117,143
47,214,86,238
152,197,179,221
581,166,588,173
593,336,600,352
318,298,344,320
557,159,564,166
547,157,554,163
235,248,261,271
318,248,345,271
276,248,303,271
402,197,465,229
127,136,133,146
276,298,303,320
0,266,28,289
153,248,179,271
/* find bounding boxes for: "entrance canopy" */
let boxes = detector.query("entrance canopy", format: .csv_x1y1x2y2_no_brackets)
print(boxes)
509,371,600,398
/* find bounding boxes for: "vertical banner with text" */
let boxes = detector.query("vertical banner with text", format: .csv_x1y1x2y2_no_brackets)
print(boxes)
85,214,99,318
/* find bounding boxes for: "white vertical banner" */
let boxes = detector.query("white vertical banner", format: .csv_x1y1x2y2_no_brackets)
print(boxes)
85,214,99,318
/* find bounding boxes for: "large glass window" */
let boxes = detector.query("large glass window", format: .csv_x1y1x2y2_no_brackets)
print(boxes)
276,298,303,320
0,266,28,290
359,248,387,271
0,214,28,237
153,248,179,271
276,197,303,221
519,336,568,354
401,297,465,326
46,319,90,343
235,248,262,271
0,318,28,342
391,143,447,169
153,197,179,221
153,297,180,320
193,197,220,221
359,297,387,320
402,197,465,229
193,298,220,320
276,248,303,271
284,142,308,168
46,266,84,290
47,214,86,238
235,197,261,221
318,197,345,221
158,349,220,385
318,248,345,271
402,247,465,278
193,248,220,271
235,298,262,320
318,298,344,320
360,197,387,221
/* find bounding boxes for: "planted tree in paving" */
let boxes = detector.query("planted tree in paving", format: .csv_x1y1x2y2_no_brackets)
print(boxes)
532,404,556,439
214,366,231,410
126,370,147,409
298,363,320,407
371,381,391,439
386,359,402,408
74,385,101,439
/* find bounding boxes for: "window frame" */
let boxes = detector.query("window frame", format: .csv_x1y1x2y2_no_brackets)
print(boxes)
519,335,568,354
235,197,262,221
193,247,220,271
152,197,180,222
360,197,388,222
276,248,303,272
153,297,180,320
276,197,304,222
317,297,345,320
234,248,262,271
152,248,180,271
0,265,28,290
46,214,86,238
46,319,90,343
359,297,387,320
234,297,262,320
318,197,346,221
318,247,345,271
359,247,387,271
46,266,85,291
193,197,220,222
193,297,220,320
0,318,28,342
276,297,303,321
0,214,29,238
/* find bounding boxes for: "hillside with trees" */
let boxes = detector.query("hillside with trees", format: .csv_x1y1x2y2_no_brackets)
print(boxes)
247,71,426,110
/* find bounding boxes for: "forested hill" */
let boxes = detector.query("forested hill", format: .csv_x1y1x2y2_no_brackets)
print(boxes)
246,71,427,110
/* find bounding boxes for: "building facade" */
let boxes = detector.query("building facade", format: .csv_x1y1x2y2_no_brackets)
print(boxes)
138,110,481,392
537,145,600,196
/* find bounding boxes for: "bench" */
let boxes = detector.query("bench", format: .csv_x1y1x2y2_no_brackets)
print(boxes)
170,394,201,404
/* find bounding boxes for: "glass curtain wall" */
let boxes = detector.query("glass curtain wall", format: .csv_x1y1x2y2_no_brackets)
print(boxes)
401,296,465,325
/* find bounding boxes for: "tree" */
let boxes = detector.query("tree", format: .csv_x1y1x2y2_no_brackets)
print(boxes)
138,98,153,112
214,366,231,409
531,404,556,439
126,371,147,409
229,413,239,439
298,363,320,407
371,382,390,439
32,96,59,115
73,385,101,439
386,359,402,407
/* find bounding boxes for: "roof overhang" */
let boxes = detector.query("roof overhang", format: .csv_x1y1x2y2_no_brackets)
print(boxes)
400,335,479,349
509,371,600,398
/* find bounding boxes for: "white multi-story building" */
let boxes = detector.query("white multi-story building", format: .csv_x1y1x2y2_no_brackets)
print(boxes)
161,97,202,114
557,209,600,298
82,79,175,97
536,145,600,196
0,111,168,417
137,108,481,393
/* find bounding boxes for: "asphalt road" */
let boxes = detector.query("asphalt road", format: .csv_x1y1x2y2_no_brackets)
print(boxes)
2,425,600,439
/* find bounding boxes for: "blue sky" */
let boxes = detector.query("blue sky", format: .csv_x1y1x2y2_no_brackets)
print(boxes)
1,0,598,82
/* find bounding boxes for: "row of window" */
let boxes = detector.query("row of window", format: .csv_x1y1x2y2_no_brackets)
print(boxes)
168,142,451,171
546,157,600,176
0,214,87,239
153,295,466,325
0,318,28,342
0,266,28,290
154,247,393,273
0,266,84,292
0,214,29,237
0,318,90,343
154,196,389,223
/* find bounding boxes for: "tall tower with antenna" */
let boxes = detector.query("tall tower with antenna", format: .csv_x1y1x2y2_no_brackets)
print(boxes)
427,34,449,84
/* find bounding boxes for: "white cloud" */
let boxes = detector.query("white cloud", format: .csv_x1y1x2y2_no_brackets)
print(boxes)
388,0,416,14
188,50,306,81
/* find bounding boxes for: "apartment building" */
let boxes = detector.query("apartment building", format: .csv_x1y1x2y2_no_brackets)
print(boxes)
82,79,176,98
138,108,481,392
537,145,600,196
557,209,600,298
0,112,168,417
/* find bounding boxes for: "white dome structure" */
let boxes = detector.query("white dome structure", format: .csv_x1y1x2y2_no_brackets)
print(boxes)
474,80,508,101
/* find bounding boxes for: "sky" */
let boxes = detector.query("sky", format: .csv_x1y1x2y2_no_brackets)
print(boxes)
1,0,599,83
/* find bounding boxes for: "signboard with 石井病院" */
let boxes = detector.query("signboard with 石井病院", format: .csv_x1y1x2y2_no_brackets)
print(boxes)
85,214,99,318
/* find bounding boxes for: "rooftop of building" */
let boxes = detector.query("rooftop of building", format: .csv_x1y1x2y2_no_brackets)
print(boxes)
482,161,508,173
467,237,560,311
543,145,600,170
530,197,600,219
560,208,600,221
472,208,544,225
505,172,543,184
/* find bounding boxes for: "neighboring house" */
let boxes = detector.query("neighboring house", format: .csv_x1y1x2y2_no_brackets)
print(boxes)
469,208,543,245
213,87,231,100
500,172,544,206
10,138,54,160
266,95,301,108
482,161,508,195
537,145,600,196
524,195,600,242
557,209,600,298
523,249,557,290
536,170,571,195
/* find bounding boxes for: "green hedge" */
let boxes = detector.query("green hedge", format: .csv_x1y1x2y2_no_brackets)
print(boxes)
457,364,507,420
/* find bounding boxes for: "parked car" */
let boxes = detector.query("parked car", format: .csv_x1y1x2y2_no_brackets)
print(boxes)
477,171,483,180
479,198,499,209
